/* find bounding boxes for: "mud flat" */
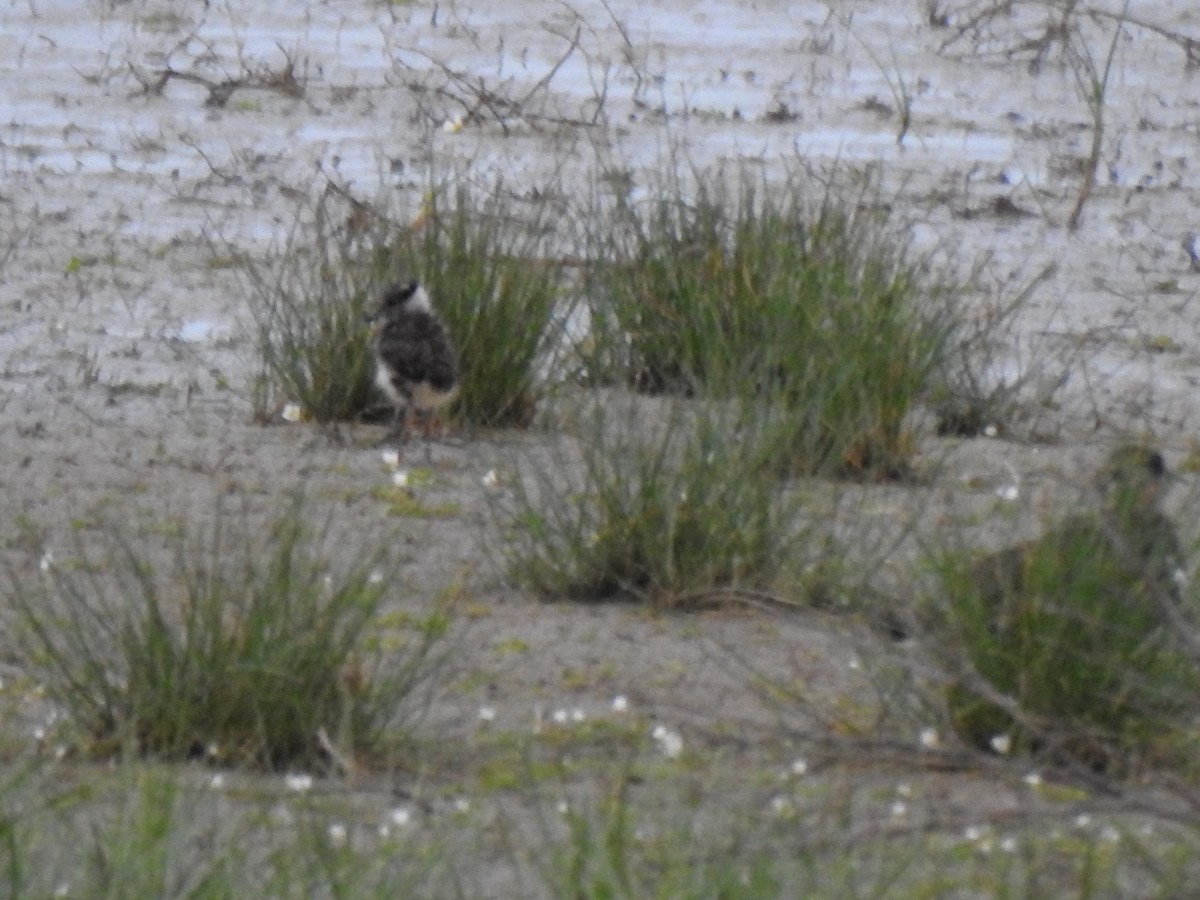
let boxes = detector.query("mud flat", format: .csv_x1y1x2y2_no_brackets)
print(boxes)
2,1,1200,893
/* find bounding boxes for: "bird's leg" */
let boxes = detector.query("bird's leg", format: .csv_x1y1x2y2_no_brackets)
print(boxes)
395,406,412,444
413,408,436,464
378,404,411,448
413,408,436,439
410,408,451,441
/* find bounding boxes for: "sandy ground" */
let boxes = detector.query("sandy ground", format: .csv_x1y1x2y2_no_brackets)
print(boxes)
3,0,1200,888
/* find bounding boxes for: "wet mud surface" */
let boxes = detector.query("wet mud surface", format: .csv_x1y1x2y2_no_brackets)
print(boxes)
3,0,1200,887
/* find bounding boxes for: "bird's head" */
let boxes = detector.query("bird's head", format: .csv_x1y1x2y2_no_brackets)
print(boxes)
1098,443,1170,515
381,280,431,313
364,281,432,330
364,282,432,324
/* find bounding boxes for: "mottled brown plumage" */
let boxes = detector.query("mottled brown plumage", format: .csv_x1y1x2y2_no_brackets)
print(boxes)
971,444,1182,610
953,443,1188,767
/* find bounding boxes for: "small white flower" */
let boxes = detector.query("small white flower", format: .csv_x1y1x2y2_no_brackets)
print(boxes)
919,727,939,749
964,825,984,842
571,708,585,723
328,822,347,847
390,807,411,827
381,449,401,469
1023,771,1043,787
895,782,911,797
53,884,69,898
441,115,465,133
285,773,313,793
769,795,794,816
551,708,569,725
652,724,683,759
791,758,808,777
611,695,629,713
983,424,998,438
210,773,226,789
368,569,384,585
1074,814,1092,829
989,733,1013,754
848,657,861,670
1000,835,1017,853
481,469,500,489
557,800,569,815
478,705,497,723
997,461,1021,500
1100,825,1120,843
890,800,908,819
454,798,470,813
32,727,45,743
392,469,409,488
281,402,303,422
38,551,53,573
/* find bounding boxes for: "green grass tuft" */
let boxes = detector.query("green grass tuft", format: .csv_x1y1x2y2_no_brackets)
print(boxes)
390,182,570,429
9,494,447,770
244,192,383,425
584,169,954,478
933,530,1200,772
493,392,815,607
246,181,569,431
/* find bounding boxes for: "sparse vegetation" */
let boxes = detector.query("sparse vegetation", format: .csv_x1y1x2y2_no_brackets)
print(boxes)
583,168,956,478
494,391,820,606
391,182,571,429
245,187,386,426
9,0,1200,895
927,262,1060,439
1065,2,1128,231
936,542,1200,772
929,446,1200,773
0,735,1195,897
247,179,569,431
7,493,449,770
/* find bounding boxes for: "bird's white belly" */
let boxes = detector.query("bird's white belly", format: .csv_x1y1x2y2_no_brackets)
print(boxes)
410,380,458,411
375,361,457,411
374,362,404,404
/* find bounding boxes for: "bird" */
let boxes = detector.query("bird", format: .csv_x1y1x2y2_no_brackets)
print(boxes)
366,280,459,445
948,442,1189,767
970,443,1182,608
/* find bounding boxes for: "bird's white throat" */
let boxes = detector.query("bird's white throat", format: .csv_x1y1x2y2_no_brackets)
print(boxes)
374,361,404,404
406,283,433,312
